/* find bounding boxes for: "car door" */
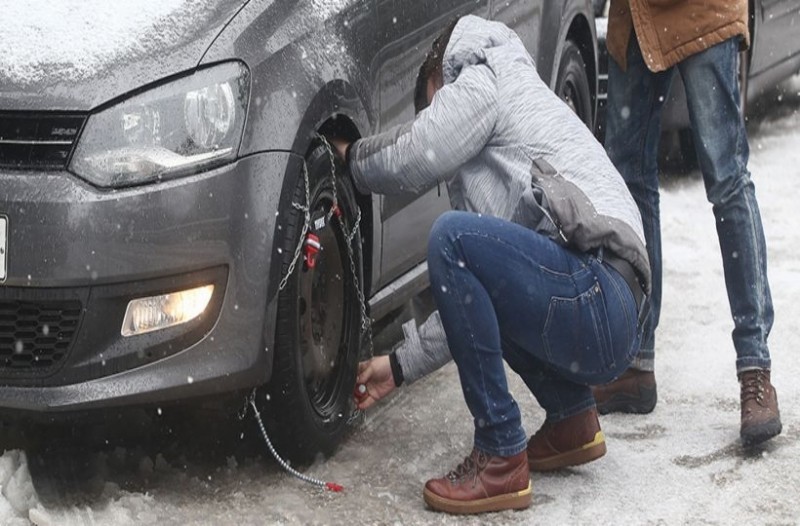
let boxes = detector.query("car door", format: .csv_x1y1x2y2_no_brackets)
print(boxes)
490,0,543,70
372,0,489,288
750,0,800,76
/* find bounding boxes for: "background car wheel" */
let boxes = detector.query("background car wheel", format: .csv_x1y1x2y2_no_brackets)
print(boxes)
592,0,608,17
264,142,362,464
556,39,593,130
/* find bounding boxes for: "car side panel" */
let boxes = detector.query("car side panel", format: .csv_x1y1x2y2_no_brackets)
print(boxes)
201,1,385,296
491,0,544,74
201,0,378,156
493,0,596,98
747,0,800,100
750,0,800,78
373,0,489,287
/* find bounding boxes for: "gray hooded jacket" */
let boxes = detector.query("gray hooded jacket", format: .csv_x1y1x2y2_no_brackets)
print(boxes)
349,15,650,384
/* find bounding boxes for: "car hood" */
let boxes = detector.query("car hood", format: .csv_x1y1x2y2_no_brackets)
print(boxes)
0,0,247,111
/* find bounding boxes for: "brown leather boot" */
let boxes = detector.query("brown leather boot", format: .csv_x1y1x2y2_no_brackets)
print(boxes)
592,368,657,415
527,407,606,471
739,369,782,446
423,449,532,514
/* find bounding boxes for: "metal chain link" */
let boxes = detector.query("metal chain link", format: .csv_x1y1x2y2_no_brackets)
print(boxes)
342,207,372,350
316,135,374,360
243,390,340,490
246,137,375,480
277,161,311,293
315,135,373,426
319,135,339,221
337,203,371,427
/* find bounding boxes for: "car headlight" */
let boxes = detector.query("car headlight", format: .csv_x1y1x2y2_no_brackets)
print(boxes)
70,62,249,188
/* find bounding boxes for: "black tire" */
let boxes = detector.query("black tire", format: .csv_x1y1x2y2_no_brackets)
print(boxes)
27,441,106,507
264,142,362,464
555,39,593,130
592,0,607,17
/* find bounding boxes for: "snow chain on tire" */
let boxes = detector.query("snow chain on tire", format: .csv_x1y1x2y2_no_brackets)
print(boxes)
240,135,373,489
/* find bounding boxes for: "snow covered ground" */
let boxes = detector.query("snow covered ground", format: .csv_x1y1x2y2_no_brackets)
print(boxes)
1,76,798,525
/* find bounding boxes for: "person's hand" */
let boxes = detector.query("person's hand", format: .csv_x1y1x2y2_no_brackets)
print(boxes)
327,137,351,162
354,355,395,410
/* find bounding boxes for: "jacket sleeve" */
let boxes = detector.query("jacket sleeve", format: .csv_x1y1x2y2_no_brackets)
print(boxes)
349,63,498,195
393,310,452,384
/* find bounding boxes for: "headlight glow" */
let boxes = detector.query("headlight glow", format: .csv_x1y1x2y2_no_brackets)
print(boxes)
70,62,249,188
121,284,215,337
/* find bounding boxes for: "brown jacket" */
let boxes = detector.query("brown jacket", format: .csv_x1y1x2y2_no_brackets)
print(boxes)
607,0,749,72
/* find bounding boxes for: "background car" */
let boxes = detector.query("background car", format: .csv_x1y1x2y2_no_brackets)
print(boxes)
593,0,800,165
0,0,599,464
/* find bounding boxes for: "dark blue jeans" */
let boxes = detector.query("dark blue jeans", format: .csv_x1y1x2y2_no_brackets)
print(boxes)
427,211,640,457
605,36,773,372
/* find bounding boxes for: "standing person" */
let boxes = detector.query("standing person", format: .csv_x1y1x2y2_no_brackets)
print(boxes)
593,0,781,446
332,15,650,515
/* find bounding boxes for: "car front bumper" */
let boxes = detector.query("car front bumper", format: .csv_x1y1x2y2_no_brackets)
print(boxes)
0,151,298,412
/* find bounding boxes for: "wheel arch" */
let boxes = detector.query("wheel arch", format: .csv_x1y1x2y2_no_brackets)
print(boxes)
542,1,599,130
266,79,376,331
565,12,599,129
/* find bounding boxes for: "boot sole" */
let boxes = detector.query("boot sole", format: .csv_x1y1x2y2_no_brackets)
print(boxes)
596,385,657,415
528,431,607,472
741,418,782,447
423,481,532,514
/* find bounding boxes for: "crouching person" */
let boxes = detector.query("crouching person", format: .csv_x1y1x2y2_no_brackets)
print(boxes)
332,15,650,515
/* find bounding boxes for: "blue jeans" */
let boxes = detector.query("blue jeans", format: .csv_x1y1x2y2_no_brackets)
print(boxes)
427,211,641,457
605,36,773,372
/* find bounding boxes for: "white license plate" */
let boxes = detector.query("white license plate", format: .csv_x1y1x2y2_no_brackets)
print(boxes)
0,216,6,281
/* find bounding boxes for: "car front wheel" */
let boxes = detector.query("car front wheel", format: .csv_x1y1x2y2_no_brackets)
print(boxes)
264,142,363,463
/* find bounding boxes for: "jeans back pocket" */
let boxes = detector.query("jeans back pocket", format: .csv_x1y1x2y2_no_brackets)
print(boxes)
542,282,614,377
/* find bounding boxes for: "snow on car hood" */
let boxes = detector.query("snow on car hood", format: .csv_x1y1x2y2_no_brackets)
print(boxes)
0,0,247,111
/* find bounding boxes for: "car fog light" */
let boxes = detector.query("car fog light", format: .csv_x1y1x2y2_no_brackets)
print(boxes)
121,285,214,337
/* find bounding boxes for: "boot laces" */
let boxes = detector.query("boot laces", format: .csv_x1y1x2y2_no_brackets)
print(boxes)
446,450,489,483
741,370,769,406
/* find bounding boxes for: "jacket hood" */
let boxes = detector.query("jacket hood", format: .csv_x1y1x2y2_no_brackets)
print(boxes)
442,15,533,84
0,0,246,111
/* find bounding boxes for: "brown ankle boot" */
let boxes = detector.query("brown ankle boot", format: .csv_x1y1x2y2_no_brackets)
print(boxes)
527,407,606,471
592,368,657,415
423,449,532,514
739,369,782,446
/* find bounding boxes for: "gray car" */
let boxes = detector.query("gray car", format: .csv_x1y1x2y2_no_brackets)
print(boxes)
0,0,598,462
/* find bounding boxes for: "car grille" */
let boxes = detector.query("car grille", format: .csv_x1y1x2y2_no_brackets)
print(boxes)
0,113,86,170
0,299,82,374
